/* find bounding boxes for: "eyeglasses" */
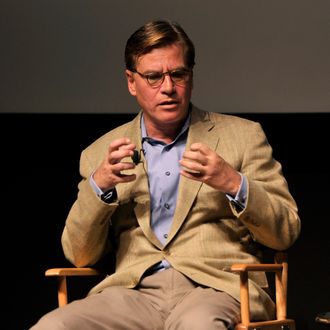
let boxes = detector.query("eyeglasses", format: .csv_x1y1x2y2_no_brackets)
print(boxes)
132,68,191,88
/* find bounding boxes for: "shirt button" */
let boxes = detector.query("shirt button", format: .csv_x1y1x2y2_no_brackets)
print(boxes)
163,234,168,239
165,171,170,176
164,203,170,209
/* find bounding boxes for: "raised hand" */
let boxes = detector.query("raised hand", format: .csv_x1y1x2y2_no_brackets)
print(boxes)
179,142,241,196
93,138,137,191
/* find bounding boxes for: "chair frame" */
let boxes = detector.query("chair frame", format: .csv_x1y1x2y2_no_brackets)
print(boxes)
231,251,295,330
45,252,295,329
45,267,101,307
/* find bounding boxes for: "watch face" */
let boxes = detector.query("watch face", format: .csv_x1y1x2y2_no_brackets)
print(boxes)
101,189,116,203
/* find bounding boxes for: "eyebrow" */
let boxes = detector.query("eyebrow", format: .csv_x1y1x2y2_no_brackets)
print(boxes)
139,66,187,74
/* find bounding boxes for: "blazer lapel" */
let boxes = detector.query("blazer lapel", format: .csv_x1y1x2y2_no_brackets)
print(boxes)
115,112,163,249
166,107,220,246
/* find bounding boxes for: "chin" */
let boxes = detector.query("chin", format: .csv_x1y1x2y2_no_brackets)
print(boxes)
159,103,188,114
160,107,184,118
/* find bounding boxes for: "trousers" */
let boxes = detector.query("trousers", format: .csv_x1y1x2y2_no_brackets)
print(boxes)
30,268,241,330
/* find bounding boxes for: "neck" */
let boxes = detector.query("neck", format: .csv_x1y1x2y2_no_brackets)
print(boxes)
146,123,181,143
144,117,187,144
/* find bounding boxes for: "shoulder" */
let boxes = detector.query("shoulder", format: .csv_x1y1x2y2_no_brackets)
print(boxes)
192,105,262,131
212,111,258,127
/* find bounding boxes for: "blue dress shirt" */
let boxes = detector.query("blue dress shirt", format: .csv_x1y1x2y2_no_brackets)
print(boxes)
141,115,190,246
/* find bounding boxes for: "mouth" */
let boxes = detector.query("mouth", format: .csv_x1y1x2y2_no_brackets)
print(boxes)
159,100,179,107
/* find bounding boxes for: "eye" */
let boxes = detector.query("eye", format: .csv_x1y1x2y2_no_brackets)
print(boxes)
171,70,189,81
145,72,163,82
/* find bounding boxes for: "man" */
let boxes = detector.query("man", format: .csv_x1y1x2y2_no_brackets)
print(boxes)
31,19,300,329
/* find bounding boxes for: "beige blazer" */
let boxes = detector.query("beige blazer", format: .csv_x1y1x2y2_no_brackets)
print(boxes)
62,105,300,320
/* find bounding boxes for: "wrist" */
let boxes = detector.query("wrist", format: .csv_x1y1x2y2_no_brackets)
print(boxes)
100,188,117,203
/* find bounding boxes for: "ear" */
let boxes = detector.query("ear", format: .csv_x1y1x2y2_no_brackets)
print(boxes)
126,70,137,96
190,70,194,90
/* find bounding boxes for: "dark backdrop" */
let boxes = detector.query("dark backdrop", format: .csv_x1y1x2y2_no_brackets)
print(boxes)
1,112,329,330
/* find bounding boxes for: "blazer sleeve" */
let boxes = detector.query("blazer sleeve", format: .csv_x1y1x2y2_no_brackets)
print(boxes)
61,149,117,267
231,121,301,250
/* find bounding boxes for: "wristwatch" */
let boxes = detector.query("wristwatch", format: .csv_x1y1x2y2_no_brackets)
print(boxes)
100,188,117,203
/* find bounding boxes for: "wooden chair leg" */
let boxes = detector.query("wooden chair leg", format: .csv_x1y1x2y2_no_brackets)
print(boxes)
45,267,101,307
275,252,288,320
57,275,68,307
239,271,251,325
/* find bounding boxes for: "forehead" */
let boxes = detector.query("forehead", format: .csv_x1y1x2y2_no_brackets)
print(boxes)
136,43,186,70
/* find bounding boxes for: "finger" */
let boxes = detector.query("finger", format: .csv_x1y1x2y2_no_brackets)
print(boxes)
182,150,203,163
180,168,203,181
96,162,136,188
179,159,203,174
107,138,136,164
111,161,136,174
116,173,137,184
182,147,208,167
110,148,135,164
189,142,211,155
108,137,132,151
108,138,136,155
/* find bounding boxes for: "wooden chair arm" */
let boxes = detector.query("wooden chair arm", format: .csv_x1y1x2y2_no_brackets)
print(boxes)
231,252,289,327
45,267,101,277
45,267,101,307
231,263,283,272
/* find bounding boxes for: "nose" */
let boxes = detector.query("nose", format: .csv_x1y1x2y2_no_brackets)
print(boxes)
160,73,175,93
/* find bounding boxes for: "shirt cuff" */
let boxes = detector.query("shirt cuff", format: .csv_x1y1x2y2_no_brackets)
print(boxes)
89,174,116,203
226,173,247,212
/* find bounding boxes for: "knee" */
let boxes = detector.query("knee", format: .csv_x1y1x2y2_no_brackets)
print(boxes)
166,306,228,330
30,311,67,330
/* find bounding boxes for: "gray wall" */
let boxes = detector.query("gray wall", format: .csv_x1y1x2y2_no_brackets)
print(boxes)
1,0,329,114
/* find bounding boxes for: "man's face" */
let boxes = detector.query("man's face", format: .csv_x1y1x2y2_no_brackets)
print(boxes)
126,43,193,131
